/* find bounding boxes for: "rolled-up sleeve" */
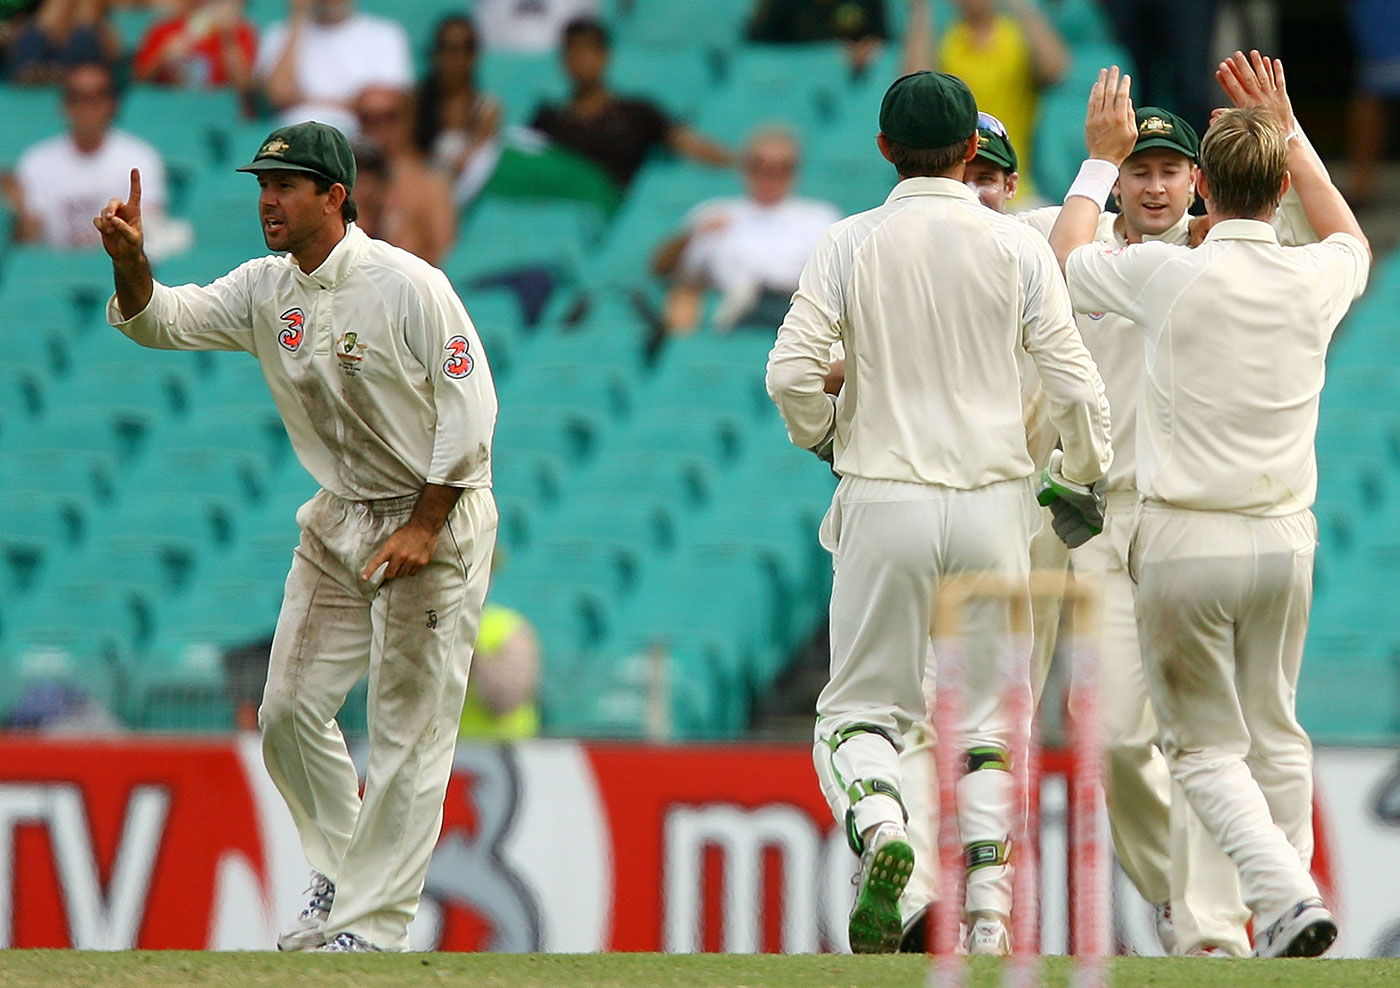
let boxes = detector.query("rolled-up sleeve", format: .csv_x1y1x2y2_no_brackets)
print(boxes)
106,264,257,352
412,270,498,488
766,228,843,450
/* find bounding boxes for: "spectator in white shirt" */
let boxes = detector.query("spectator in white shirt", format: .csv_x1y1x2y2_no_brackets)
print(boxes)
254,0,412,136
2,61,170,250
472,0,599,53
652,127,839,333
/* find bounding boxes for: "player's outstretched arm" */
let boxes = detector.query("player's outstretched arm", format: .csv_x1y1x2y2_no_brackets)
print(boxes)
94,167,154,318
1049,67,1137,270
1218,50,1369,258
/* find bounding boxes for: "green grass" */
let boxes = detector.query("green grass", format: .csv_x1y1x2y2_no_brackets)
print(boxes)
3,953,1400,988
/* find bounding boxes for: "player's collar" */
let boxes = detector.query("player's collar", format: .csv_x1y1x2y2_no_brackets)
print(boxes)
1112,210,1191,247
886,176,979,204
293,222,369,290
1202,218,1280,244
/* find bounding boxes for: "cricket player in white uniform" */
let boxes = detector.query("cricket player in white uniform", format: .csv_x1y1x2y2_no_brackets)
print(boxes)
767,71,1113,954
1019,105,1262,957
891,114,1071,956
93,121,499,952
1049,55,1369,958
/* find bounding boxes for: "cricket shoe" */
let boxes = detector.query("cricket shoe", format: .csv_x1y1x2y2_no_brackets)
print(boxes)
277,870,335,951
1154,901,1177,955
1186,944,1234,957
318,931,383,952
964,914,1011,956
1252,898,1337,958
848,823,914,954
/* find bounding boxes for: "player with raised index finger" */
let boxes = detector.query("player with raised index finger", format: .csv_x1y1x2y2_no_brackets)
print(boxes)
93,121,498,953
767,70,1112,954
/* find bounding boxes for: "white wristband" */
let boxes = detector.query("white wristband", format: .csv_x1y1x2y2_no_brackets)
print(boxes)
1064,158,1121,207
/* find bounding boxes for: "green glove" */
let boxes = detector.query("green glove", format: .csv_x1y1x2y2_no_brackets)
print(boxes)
1036,449,1107,548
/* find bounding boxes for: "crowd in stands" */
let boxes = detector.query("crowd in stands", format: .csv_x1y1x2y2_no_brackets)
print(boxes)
0,1,1394,739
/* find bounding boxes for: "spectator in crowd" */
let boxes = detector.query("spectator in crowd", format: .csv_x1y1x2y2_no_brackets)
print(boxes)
529,17,733,192
1346,0,1400,207
652,126,838,333
937,0,1069,202
2,61,171,250
1102,0,1219,135
473,0,598,53
414,14,502,205
353,84,457,266
4,0,119,84
746,0,889,77
132,0,257,95
457,601,541,741
254,0,412,136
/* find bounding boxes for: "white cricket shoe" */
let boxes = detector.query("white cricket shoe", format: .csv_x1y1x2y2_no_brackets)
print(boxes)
277,870,335,951
1252,898,1337,958
965,914,1011,956
319,931,383,952
1154,901,1177,955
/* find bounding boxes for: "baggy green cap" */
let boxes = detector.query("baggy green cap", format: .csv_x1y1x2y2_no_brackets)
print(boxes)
1131,106,1199,162
236,120,357,191
973,111,1017,172
879,71,978,150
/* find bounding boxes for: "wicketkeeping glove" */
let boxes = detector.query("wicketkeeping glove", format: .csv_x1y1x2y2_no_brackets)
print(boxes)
1036,449,1107,548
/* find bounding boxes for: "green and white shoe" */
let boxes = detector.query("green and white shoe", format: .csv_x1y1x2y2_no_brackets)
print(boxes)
849,823,914,954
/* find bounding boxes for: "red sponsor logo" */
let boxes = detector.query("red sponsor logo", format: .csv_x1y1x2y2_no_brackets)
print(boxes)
278,308,304,351
0,740,269,948
443,336,474,379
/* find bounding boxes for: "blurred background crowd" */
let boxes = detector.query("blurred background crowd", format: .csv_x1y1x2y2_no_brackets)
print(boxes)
0,0,1396,751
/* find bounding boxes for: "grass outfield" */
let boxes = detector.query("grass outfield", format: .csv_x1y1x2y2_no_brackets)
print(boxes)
3,953,1400,988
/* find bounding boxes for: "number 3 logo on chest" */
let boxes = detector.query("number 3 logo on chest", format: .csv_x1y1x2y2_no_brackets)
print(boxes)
443,335,474,379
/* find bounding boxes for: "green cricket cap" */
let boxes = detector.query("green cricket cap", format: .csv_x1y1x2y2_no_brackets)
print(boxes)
879,71,978,150
1131,106,1198,162
973,111,1017,172
237,121,357,191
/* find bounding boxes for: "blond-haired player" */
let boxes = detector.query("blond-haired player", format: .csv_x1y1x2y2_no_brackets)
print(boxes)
1049,54,1369,958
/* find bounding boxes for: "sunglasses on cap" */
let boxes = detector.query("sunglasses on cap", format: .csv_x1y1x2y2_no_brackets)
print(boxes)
977,112,1008,137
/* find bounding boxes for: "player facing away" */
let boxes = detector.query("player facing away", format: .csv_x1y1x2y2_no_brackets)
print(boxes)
766,71,1113,954
893,112,1071,957
1048,55,1369,958
93,121,499,952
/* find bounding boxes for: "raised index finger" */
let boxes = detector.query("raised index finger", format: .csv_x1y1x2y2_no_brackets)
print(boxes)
128,167,142,210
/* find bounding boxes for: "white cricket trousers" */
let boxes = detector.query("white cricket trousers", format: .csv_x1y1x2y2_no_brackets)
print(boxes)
814,476,1035,920
1072,493,1249,954
1131,502,1320,925
259,487,497,950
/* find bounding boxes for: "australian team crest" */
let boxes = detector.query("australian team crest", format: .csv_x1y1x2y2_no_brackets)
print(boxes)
337,331,368,375
278,308,304,351
1139,115,1172,136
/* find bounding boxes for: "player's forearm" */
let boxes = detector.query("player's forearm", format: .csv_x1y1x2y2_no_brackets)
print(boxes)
1030,330,1113,485
767,299,838,450
112,253,155,321
1049,194,1105,271
1287,139,1370,257
408,483,465,535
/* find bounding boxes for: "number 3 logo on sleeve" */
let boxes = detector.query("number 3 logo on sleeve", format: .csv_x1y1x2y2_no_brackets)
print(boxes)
443,335,474,379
